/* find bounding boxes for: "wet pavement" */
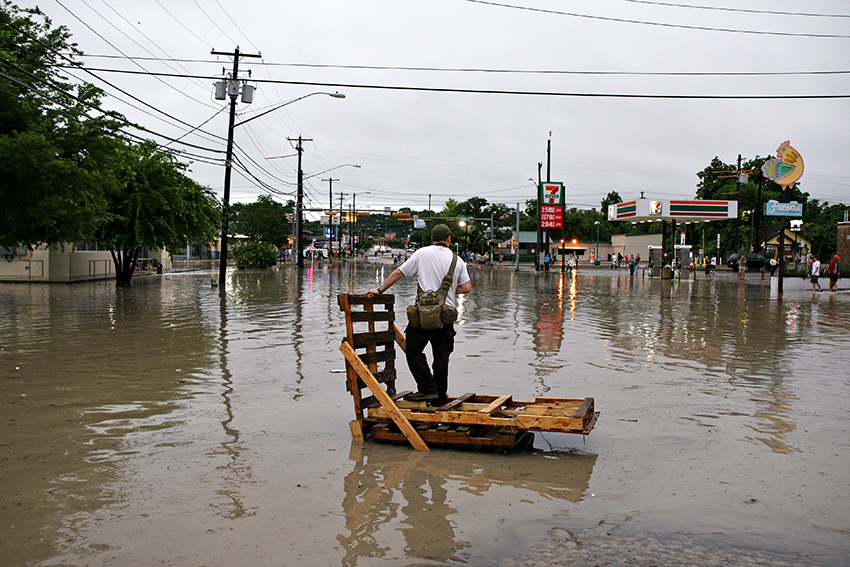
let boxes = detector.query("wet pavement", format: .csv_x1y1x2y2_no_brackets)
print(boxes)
1,262,848,566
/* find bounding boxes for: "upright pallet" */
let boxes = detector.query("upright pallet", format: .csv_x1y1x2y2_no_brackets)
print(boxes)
338,293,598,451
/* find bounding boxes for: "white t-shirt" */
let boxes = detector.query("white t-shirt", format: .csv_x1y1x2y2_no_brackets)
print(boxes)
399,245,470,308
812,260,821,276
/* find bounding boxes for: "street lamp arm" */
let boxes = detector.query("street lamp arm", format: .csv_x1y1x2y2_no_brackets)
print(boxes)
302,163,361,181
234,91,345,128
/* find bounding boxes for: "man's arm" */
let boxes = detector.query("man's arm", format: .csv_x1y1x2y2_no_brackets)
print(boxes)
456,280,472,295
367,268,405,296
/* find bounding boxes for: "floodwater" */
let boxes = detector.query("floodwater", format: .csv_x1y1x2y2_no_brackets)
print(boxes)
1,262,849,567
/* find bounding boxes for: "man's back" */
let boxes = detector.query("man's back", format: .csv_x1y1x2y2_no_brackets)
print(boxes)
400,245,469,308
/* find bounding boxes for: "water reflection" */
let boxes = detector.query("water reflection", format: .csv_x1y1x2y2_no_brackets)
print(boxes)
213,289,256,519
1,267,848,565
337,442,597,566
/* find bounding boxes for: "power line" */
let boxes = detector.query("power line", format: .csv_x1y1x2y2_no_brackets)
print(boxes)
66,67,850,99
464,0,850,38
153,0,211,49
72,54,850,77
621,0,850,18
91,0,214,93
0,12,228,147
212,0,262,53
52,0,218,109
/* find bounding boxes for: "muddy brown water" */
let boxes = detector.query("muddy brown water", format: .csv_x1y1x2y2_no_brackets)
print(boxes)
1,263,848,566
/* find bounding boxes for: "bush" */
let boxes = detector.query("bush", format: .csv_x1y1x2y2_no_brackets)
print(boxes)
232,241,278,269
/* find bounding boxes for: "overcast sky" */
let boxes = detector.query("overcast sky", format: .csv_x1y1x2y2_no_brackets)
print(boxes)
22,0,850,215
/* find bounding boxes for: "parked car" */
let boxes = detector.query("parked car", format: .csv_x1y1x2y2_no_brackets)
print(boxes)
726,252,765,272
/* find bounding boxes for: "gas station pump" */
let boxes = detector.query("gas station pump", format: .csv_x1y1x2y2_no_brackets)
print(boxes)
674,245,692,279
647,246,664,278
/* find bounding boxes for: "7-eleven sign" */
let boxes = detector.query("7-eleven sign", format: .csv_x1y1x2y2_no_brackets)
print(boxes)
539,182,564,206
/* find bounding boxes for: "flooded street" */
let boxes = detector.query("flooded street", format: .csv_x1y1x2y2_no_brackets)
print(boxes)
2,263,849,566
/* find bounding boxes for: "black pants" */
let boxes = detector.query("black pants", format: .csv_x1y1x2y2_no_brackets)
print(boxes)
405,323,456,397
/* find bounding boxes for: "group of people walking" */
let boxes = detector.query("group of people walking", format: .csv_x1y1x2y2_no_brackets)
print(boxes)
810,253,841,292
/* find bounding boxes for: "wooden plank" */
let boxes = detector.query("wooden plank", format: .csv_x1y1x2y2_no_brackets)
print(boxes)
574,397,594,418
349,420,364,442
350,311,394,322
347,294,394,306
367,406,588,432
370,422,520,448
393,323,406,353
340,341,429,451
361,390,413,409
478,395,512,414
352,330,395,348
358,349,396,365
438,392,476,411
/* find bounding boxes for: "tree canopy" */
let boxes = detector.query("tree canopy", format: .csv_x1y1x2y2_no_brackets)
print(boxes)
0,2,221,284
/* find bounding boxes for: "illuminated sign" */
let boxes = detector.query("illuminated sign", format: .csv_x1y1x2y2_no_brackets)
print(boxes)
765,200,803,217
540,182,565,206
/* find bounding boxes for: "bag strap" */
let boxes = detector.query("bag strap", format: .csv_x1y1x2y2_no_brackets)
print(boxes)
416,252,458,304
438,253,458,297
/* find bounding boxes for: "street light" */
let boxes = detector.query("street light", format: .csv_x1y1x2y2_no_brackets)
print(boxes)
217,88,345,282
234,92,345,128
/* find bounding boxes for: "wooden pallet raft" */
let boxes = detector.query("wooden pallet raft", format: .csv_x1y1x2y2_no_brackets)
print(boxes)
338,293,599,451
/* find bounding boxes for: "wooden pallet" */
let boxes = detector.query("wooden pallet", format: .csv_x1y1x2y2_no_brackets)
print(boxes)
338,293,598,451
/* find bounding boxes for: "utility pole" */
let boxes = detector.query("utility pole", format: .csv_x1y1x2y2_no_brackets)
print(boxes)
212,47,261,286
337,192,348,258
288,136,313,269
516,202,521,272
323,177,339,256
536,161,543,271
734,154,742,251
323,177,338,210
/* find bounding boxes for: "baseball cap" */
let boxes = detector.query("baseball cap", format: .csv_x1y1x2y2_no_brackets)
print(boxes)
431,223,452,242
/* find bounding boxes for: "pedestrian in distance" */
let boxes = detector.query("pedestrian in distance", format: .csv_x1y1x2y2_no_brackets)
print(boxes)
811,255,823,292
738,255,747,279
705,258,712,280
367,224,471,406
769,256,778,277
828,254,840,292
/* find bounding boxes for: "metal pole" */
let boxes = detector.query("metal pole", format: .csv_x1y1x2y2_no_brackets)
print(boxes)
536,162,542,271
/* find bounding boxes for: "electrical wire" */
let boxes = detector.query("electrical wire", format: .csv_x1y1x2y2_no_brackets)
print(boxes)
62,68,850,99
52,0,219,109
91,0,214,93
0,57,225,155
621,0,850,18
1,12,229,147
73,54,850,77
464,0,850,38
153,0,211,49
191,0,240,47
212,0,262,53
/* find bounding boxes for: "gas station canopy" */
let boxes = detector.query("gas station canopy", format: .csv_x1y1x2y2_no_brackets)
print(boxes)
608,199,738,223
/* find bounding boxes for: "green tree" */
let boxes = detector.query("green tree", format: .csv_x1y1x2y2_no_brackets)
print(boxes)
232,241,278,269
231,195,293,249
0,2,123,248
99,142,220,285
